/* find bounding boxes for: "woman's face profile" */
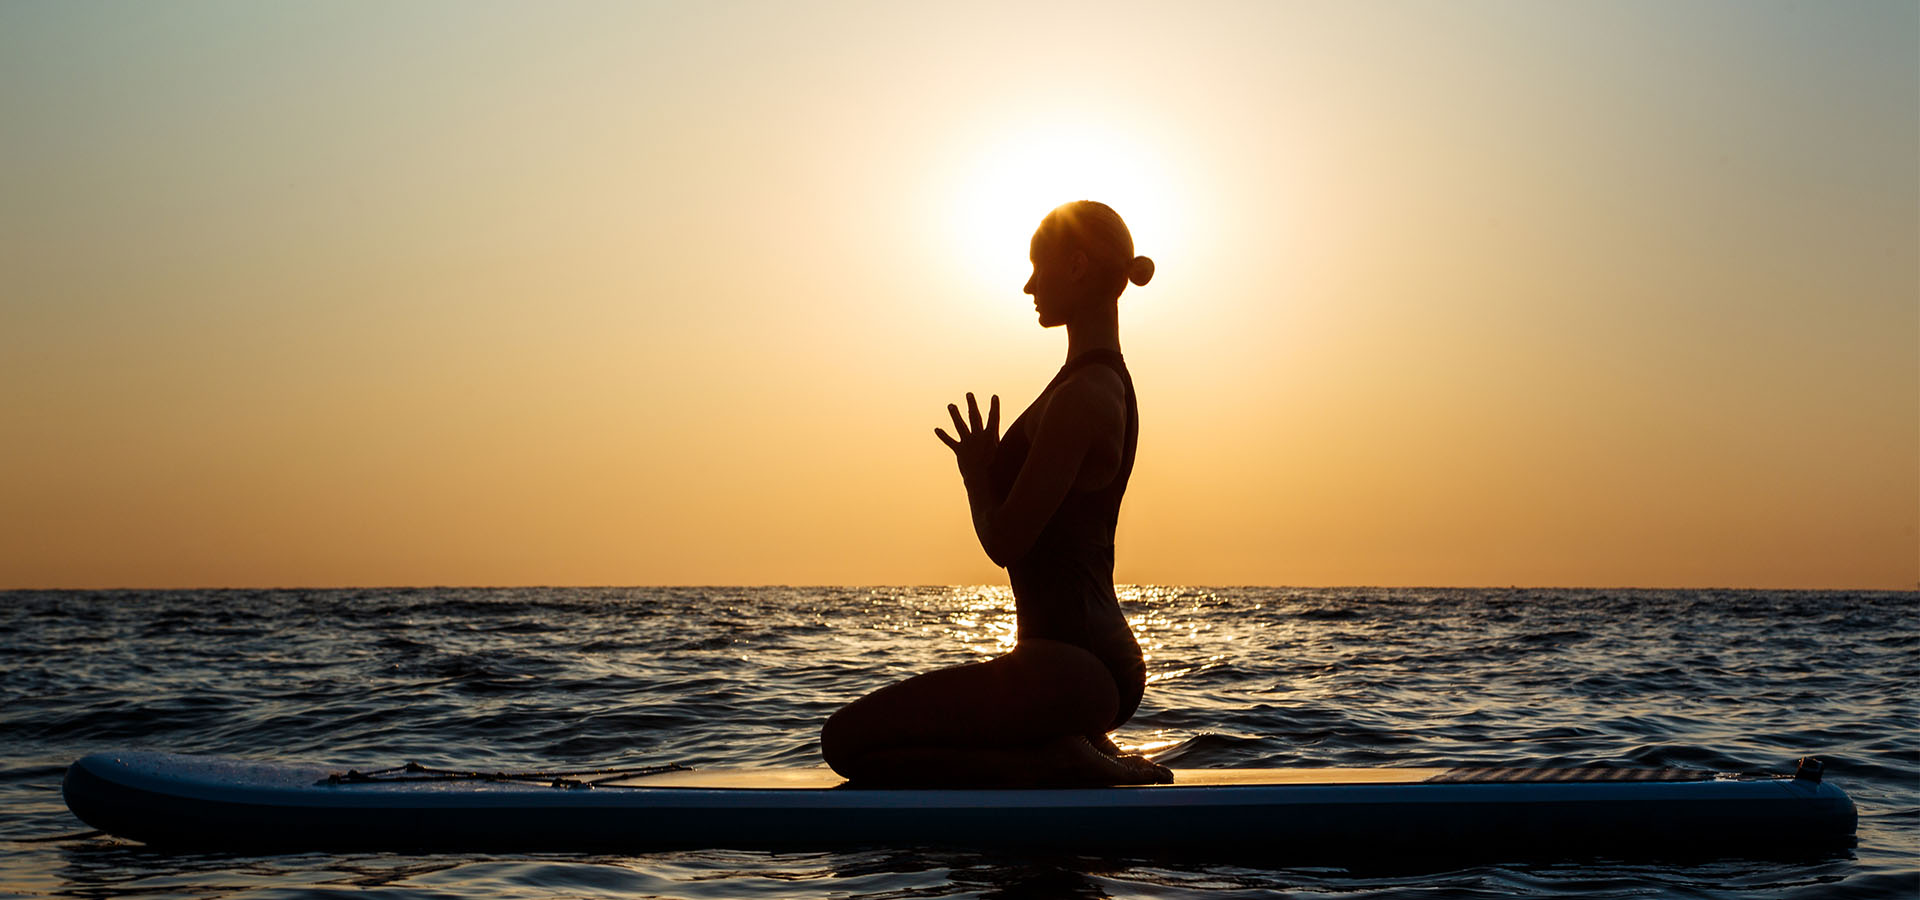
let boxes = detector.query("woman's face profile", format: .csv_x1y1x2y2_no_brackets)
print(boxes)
1023,232,1083,328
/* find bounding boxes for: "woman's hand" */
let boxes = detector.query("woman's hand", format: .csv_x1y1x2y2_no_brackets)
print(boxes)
935,392,999,483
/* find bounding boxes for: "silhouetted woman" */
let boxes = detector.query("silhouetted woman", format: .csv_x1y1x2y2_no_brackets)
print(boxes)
821,201,1167,786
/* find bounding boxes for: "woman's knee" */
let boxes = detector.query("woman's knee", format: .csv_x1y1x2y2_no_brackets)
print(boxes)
820,704,862,774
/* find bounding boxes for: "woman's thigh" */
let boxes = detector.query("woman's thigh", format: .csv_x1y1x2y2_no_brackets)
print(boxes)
821,639,1119,761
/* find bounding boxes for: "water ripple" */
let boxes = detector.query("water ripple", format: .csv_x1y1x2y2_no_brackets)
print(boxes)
0,587,1912,898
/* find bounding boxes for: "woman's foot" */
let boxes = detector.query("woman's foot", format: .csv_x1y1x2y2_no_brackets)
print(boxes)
1113,753,1173,784
1039,736,1172,785
1085,732,1174,784
1088,732,1125,758
839,736,1170,788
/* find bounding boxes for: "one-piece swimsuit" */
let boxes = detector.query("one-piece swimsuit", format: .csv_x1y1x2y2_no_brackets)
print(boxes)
987,348,1145,731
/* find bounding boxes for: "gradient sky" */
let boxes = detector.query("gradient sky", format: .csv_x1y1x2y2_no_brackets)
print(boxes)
3,1,1914,589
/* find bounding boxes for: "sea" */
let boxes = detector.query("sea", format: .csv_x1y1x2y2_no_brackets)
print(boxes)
1,587,1914,899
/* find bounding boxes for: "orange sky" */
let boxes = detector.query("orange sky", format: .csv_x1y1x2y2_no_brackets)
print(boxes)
2,2,1914,589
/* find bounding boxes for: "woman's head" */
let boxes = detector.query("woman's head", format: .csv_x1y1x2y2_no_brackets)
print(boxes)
1025,201,1152,327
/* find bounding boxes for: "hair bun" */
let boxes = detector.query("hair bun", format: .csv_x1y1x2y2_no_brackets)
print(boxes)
1127,255,1155,287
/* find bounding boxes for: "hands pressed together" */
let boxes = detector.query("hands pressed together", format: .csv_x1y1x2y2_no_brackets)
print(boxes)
935,392,999,482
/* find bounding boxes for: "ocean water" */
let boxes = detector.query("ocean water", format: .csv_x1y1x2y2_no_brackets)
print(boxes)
1,587,1913,899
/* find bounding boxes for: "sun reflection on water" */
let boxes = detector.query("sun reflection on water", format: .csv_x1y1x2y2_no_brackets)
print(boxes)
937,586,1018,657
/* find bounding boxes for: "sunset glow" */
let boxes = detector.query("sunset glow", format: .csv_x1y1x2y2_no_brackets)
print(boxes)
1,2,1913,590
945,117,1188,295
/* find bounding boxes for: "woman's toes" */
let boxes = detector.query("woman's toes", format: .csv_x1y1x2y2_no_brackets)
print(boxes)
1116,754,1173,784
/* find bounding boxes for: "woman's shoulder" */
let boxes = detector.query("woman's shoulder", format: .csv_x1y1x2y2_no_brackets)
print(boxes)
1040,364,1127,431
1058,360,1126,394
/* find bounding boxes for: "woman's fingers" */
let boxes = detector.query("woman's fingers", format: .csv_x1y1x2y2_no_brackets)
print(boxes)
935,428,960,450
942,393,999,446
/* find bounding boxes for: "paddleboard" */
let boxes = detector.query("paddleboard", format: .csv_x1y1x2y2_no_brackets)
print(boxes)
63,751,1854,859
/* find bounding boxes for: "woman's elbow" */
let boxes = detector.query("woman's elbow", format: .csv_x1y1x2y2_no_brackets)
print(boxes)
982,534,1032,569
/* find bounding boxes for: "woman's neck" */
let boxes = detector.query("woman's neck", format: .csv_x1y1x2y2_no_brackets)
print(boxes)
1064,302,1121,361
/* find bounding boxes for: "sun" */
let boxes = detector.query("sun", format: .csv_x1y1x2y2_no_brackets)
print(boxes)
947,121,1182,297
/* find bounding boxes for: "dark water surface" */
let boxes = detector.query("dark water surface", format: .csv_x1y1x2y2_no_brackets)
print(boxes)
2,587,1914,899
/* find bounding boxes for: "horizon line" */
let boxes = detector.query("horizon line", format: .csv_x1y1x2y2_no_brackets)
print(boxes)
3,583,1913,594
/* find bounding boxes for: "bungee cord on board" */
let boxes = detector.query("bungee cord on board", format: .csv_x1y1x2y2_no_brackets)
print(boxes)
319,760,691,789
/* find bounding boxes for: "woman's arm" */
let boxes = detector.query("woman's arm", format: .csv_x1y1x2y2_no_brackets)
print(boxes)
936,368,1126,567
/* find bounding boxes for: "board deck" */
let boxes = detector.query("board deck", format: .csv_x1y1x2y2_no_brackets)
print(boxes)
63,751,1856,860
615,766,1454,789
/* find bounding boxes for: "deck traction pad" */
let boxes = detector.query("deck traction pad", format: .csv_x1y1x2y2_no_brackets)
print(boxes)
1425,766,1715,784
